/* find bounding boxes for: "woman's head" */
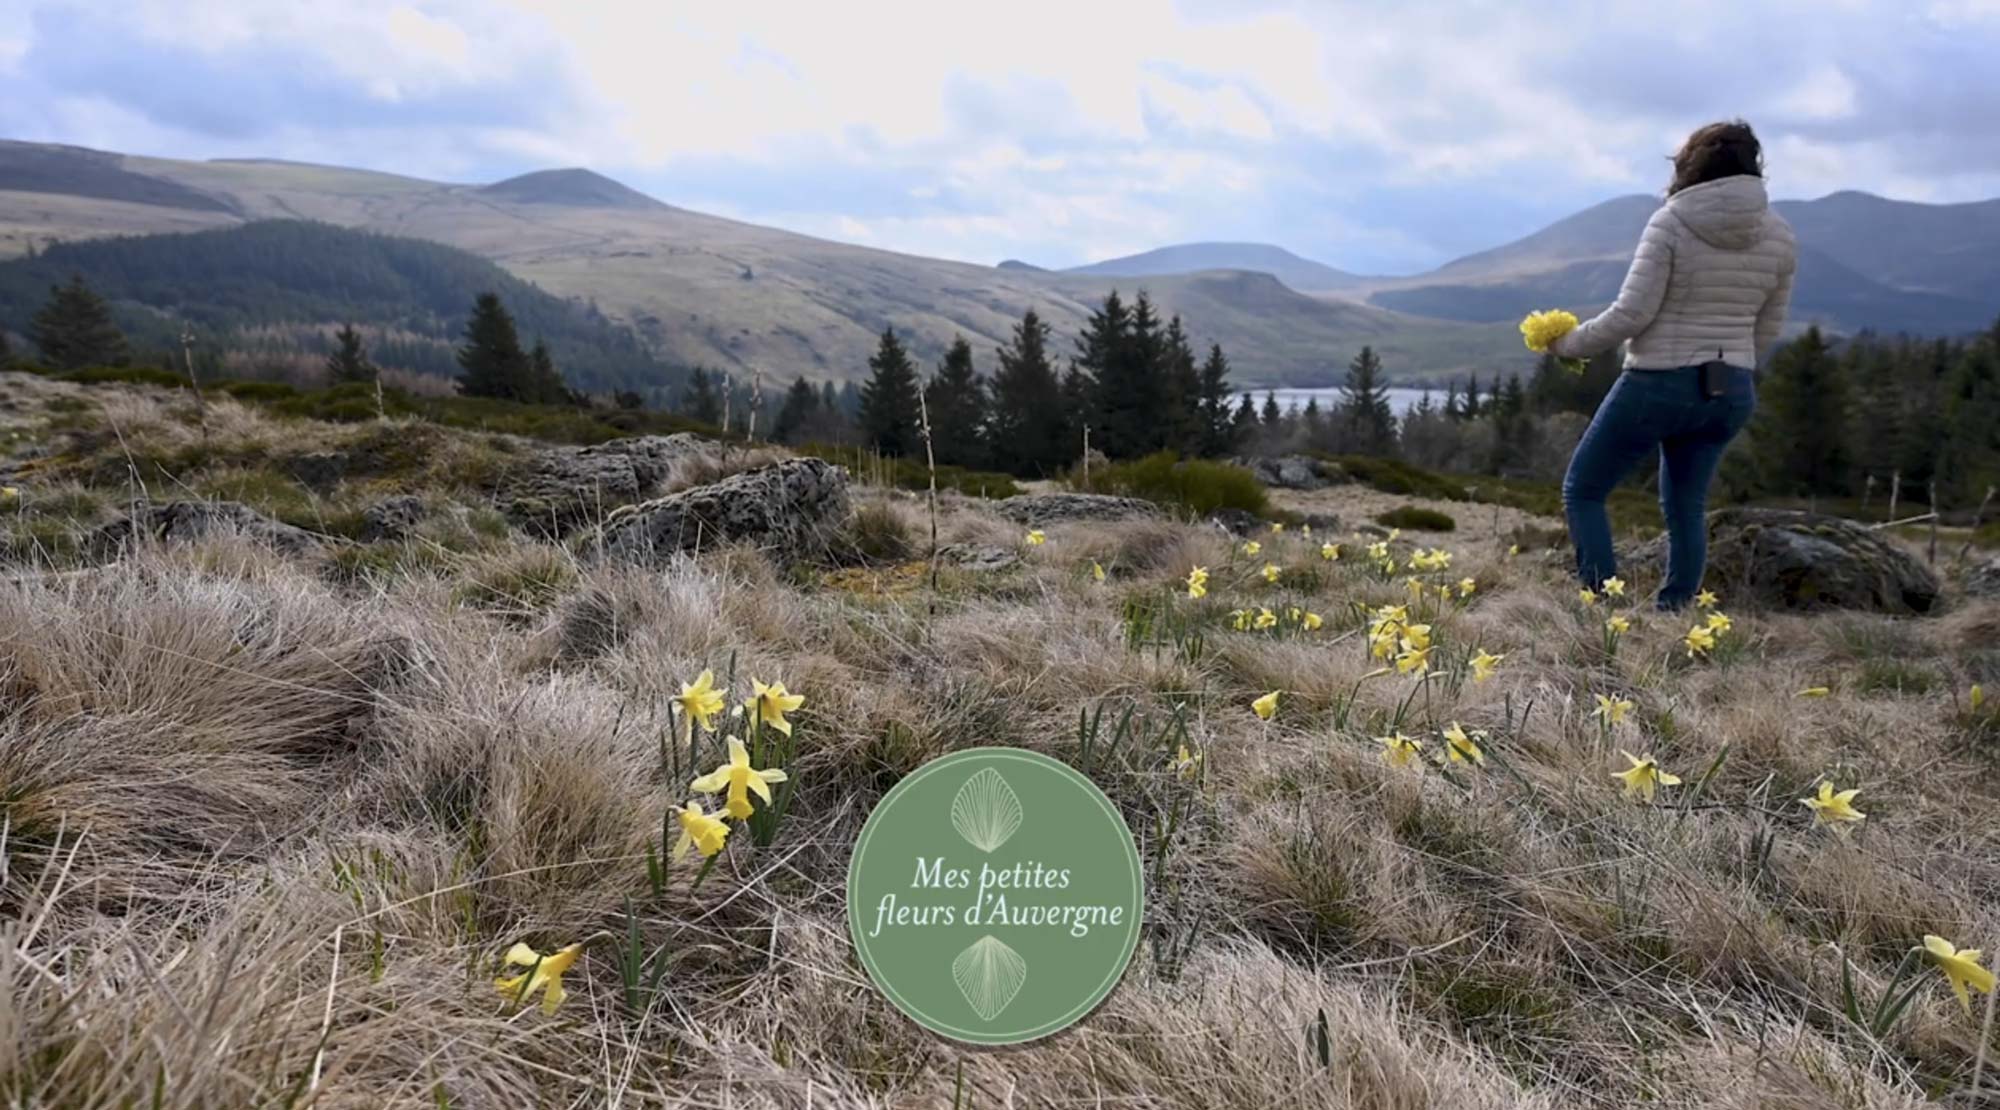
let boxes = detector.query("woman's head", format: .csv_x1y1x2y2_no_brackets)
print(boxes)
1668,120,1763,195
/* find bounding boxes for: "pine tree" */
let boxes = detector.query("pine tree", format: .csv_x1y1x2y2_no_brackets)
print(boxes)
925,335,989,468
1197,343,1234,456
683,366,722,426
1755,325,1852,495
858,327,923,456
1442,380,1461,421
455,292,531,400
1261,391,1282,427
524,338,573,405
325,323,374,384
0,327,12,365
1462,373,1482,419
1073,291,1142,457
1160,315,1204,455
990,310,1070,477
773,376,819,445
1339,346,1397,455
1938,328,2000,503
29,274,129,370
1231,393,1258,441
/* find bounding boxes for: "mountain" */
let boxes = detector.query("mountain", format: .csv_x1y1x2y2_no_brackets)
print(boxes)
0,140,1504,386
477,168,665,210
1358,190,2000,336
1063,242,1366,292
0,220,681,393
3,138,1994,388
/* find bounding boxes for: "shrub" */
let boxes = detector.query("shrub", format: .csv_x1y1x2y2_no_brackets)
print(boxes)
60,365,189,389
1376,505,1457,532
1076,452,1268,518
799,443,1021,500
1324,454,1469,502
844,500,914,564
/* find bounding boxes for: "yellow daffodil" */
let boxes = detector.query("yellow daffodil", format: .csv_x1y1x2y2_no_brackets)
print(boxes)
1025,529,1046,546
1606,614,1631,635
1409,551,1436,572
1187,566,1209,599
745,679,805,736
1458,577,1477,598
1252,690,1280,721
1263,563,1281,584
1695,589,1719,609
1507,543,1521,557
1271,522,1284,534
690,736,790,819
1798,686,1831,697
1286,606,1302,623
1374,604,1409,624
1379,732,1423,767
677,669,727,735
1302,524,1313,538
1684,624,1716,658
1399,623,1432,652
0,486,16,502
1091,561,1105,582
1254,607,1278,630
1612,751,1682,802
1923,935,1996,1015
1705,611,1732,635
1443,722,1485,765
1366,541,1389,561
1800,781,1864,833
1321,542,1341,561
1972,684,1985,712
1406,576,1426,601
1302,611,1324,631
1243,540,1261,557
1519,308,1580,353
1579,588,1599,606
1376,558,1397,576
1431,549,1454,569
1395,644,1432,676
495,941,585,1015
1173,744,1202,782
1231,608,1251,630
1471,649,1505,684
1593,694,1634,726
1602,576,1626,598
1386,528,1403,542
673,799,731,860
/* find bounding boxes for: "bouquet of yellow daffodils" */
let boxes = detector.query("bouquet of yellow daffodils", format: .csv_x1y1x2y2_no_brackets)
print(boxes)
1520,309,1588,374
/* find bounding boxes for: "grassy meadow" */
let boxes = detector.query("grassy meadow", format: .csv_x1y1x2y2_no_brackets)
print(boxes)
3,370,2000,1108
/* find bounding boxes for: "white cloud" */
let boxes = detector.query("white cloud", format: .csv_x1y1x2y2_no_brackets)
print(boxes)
1778,64,1858,121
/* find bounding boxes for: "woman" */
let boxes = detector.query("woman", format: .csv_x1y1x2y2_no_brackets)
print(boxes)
1554,119,1796,611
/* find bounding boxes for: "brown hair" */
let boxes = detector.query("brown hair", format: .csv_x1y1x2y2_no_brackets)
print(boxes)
1667,120,1763,195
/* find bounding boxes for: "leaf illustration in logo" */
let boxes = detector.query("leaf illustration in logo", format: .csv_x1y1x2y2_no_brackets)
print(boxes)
949,767,1023,854
952,935,1028,1022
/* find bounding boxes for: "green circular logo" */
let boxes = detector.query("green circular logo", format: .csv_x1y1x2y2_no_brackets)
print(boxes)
846,747,1144,1045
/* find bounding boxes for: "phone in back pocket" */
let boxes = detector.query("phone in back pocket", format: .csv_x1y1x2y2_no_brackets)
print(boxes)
1698,358,1729,400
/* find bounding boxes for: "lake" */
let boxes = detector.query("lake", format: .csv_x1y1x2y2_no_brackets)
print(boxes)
1240,387,1437,417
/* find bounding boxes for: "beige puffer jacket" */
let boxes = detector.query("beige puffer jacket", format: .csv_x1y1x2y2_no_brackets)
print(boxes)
1551,174,1797,370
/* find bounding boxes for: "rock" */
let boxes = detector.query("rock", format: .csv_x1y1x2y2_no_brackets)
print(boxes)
1966,557,2000,599
1235,455,1343,491
1300,512,1342,532
360,495,430,542
1630,508,1940,614
993,493,1162,527
1207,508,1261,536
938,543,1020,572
593,457,850,565
506,433,712,534
90,500,318,559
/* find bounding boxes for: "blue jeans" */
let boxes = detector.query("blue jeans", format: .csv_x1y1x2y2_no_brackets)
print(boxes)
1561,365,1756,610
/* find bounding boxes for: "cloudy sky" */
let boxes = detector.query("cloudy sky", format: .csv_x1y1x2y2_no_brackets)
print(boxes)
3,0,1998,275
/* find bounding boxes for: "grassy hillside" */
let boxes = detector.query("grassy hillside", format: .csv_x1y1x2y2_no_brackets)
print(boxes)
0,220,686,394
2,368,1998,1107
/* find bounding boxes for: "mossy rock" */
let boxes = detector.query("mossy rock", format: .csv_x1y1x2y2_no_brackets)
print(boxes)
1631,508,1940,615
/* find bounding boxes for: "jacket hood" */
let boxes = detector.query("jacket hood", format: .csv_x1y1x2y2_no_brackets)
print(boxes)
1665,174,1770,250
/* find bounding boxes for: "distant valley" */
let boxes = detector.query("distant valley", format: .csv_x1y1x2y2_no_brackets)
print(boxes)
1,139,1995,389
